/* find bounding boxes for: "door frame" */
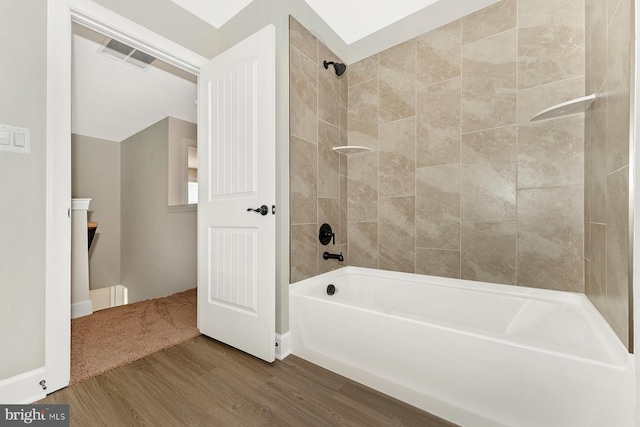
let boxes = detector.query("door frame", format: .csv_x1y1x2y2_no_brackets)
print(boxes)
45,0,207,394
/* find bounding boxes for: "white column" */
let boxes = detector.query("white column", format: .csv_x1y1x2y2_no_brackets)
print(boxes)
71,198,93,318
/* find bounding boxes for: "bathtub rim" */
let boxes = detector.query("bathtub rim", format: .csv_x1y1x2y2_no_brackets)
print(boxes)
290,266,631,369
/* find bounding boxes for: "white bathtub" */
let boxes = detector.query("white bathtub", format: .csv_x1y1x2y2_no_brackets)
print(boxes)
289,267,635,427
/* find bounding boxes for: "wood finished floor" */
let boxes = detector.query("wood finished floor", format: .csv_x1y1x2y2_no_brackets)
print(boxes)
40,335,458,426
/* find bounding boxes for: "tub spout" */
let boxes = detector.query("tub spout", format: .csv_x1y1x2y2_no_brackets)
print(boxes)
323,251,344,262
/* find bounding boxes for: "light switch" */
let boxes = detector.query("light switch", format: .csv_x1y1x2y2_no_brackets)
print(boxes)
0,124,30,153
13,132,25,147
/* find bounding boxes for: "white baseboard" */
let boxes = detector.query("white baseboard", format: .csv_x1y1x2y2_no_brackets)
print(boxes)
0,367,47,404
71,299,93,319
275,332,291,360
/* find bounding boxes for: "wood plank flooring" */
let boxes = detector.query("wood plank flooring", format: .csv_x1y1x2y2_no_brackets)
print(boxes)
40,336,458,426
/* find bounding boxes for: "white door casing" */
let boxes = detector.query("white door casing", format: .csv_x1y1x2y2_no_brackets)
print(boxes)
197,25,276,362
44,0,207,397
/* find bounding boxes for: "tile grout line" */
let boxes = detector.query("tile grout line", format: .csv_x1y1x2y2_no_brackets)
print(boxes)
459,19,463,280
515,0,519,287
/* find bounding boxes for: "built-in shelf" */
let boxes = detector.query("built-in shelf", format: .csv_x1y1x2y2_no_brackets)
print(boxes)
530,93,596,122
332,146,373,155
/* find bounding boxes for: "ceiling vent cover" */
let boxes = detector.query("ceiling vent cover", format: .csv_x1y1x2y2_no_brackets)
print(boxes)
99,38,156,70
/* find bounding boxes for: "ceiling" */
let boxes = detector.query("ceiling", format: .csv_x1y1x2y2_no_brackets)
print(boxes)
171,0,459,45
72,23,197,143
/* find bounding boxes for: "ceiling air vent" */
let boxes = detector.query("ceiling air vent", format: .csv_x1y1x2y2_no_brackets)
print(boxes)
99,38,156,70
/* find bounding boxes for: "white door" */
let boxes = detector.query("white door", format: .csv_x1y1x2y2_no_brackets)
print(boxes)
197,25,276,362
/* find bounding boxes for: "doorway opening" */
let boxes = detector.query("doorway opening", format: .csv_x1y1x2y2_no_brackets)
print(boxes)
69,22,199,384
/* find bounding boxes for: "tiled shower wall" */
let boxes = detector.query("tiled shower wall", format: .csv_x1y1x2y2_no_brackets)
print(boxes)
585,0,632,349
347,0,586,292
289,17,348,282
290,0,588,294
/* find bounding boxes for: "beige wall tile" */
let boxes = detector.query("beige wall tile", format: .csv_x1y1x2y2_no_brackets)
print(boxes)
339,175,347,245
591,95,607,223
318,197,340,230
379,197,416,273
416,249,461,279
318,43,340,127
379,39,416,123
462,29,516,133
607,0,623,26
588,0,607,93
340,152,347,177
339,106,348,147
290,136,317,224
461,222,516,285
518,0,585,89
606,0,631,174
349,78,378,119
290,223,317,283
588,223,607,316
290,47,317,143
416,20,461,88
461,126,516,221
348,118,378,150
584,142,592,262
518,117,584,188
517,186,584,292
417,77,461,168
349,79,379,149
379,117,416,197
318,120,340,198
462,0,517,45
416,164,460,250
349,55,378,87
339,68,348,108
289,16,317,63
606,167,629,347
348,152,378,222
348,222,378,268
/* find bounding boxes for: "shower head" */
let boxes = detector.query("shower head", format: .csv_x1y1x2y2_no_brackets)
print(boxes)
323,60,346,77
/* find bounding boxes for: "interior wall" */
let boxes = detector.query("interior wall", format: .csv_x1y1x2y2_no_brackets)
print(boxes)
585,0,633,349
0,0,46,381
121,117,197,303
289,16,348,282
71,134,121,290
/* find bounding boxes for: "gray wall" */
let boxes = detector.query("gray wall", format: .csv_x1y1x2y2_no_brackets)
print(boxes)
121,118,197,302
0,0,47,381
72,134,122,290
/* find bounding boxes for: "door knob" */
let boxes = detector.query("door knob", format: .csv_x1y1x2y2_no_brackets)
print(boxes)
247,205,269,216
